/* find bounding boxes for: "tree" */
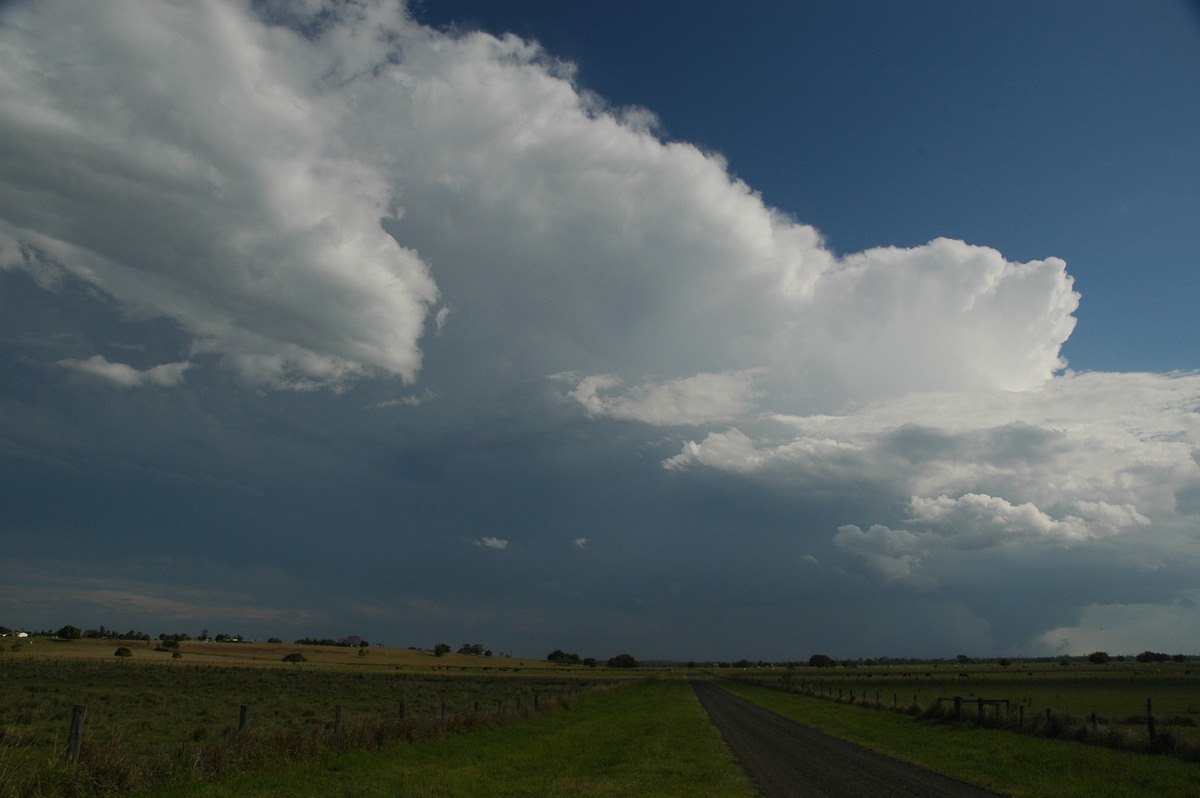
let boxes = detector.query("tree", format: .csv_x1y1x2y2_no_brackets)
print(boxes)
606,653,638,668
434,643,451,657
996,658,1011,668
1088,651,1110,664
955,654,970,665
807,654,836,668
114,647,132,658
547,649,582,665
55,625,82,640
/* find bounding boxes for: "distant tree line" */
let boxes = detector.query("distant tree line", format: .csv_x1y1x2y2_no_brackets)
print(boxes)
52,625,152,642
294,636,370,648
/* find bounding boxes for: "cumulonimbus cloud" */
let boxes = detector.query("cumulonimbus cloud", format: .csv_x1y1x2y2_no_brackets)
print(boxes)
0,0,1079,401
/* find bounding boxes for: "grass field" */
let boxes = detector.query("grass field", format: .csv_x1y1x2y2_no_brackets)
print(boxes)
145,677,758,798
7,642,1200,797
736,661,1200,737
0,638,637,797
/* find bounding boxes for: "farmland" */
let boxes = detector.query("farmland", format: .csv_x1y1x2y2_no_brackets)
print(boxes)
6,642,1200,797
0,638,637,796
731,660,1200,741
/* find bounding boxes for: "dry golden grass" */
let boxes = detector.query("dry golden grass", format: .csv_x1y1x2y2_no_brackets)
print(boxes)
6,637,561,671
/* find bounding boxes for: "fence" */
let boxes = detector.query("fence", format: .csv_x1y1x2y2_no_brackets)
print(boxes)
59,688,572,767
732,677,1192,762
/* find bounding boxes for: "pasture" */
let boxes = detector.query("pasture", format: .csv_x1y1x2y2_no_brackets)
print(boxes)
738,661,1200,737
0,638,634,796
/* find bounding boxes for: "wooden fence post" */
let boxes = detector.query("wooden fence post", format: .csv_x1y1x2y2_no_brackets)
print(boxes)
335,705,343,736
238,705,249,733
440,703,447,724
67,704,86,763
399,700,406,721
1148,698,1157,742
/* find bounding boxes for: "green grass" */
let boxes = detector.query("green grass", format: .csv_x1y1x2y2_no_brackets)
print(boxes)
145,677,757,798
755,662,1200,726
0,656,627,796
719,679,1200,798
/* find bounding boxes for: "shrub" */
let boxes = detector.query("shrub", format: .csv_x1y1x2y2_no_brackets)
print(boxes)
282,652,306,663
114,647,133,658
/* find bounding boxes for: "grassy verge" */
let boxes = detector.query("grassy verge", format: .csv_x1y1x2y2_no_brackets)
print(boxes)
145,677,756,798
719,679,1200,798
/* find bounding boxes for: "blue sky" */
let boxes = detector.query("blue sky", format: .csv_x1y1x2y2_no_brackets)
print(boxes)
1,0,1199,661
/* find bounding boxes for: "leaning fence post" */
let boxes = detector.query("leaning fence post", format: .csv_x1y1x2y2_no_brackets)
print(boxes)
67,704,86,762
238,705,249,733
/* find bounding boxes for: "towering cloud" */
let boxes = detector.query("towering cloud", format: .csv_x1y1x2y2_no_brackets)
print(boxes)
0,0,1077,403
1,0,1196,658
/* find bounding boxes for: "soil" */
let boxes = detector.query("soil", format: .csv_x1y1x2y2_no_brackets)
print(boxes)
691,679,1008,798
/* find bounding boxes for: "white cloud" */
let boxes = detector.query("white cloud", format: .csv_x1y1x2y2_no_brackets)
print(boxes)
57,355,189,388
672,371,1200,587
1,1,1079,406
474,537,508,550
569,370,763,425
0,0,437,391
574,538,588,549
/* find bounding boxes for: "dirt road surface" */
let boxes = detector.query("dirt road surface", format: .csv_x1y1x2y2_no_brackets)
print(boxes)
691,679,1006,798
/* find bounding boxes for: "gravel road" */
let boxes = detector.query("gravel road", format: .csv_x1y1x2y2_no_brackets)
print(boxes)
691,679,1007,798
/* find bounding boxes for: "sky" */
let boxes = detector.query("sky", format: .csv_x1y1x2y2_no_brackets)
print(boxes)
1,0,1198,662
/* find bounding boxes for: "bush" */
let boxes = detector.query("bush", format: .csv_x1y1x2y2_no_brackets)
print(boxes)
606,653,638,668
114,647,132,658
282,652,306,663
